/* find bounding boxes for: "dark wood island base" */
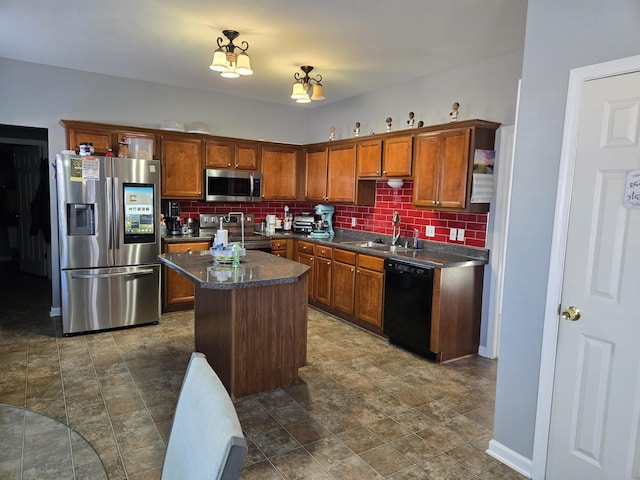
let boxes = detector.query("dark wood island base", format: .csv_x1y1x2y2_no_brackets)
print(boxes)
194,277,308,398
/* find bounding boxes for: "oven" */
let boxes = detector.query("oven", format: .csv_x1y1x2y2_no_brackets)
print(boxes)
198,213,271,252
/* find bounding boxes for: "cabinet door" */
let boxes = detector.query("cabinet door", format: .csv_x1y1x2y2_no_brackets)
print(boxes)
234,143,260,170
357,139,382,177
438,129,471,209
296,252,315,300
116,131,159,159
327,143,357,203
314,257,332,306
161,137,203,198
354,268,384,328
305,149,328,201
205,140,234,169
382,135,413,177
67,127,113,156
163,242,210,308
332,261,356,315
412,133,440,208
262,147,299,200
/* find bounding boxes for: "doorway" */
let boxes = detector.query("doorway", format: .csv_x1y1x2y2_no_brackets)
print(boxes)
0,124,50,282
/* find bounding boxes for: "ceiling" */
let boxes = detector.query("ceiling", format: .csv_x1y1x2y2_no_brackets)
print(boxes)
0,0,528,107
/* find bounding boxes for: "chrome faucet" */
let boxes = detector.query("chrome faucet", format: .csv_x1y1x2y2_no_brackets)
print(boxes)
391,212,400,245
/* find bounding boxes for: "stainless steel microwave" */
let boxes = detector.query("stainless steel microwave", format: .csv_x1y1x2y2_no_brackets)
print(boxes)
204,169,262,203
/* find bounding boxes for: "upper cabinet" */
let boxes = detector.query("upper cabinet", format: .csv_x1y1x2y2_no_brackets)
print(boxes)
413,120,500,212
161,136,203,199
205,139,260,171
305,143,360,204
261,144,302,200
357,135,412,178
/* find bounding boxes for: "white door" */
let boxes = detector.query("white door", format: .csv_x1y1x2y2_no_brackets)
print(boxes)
13,145,48,276
546,70,640,477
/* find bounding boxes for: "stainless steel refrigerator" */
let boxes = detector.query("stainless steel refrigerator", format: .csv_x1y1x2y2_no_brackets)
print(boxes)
56,153,161,334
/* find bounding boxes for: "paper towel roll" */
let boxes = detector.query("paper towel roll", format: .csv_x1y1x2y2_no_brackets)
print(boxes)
216,229,228,247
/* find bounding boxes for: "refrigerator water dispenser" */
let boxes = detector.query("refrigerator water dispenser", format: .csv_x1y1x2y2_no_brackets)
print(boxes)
67,204,95,236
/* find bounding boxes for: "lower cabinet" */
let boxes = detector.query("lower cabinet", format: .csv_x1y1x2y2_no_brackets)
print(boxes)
313,245,333,306
271,238,292,258
162,241,210,311
353,254,385,329
329,249,384,333
296,241,315,300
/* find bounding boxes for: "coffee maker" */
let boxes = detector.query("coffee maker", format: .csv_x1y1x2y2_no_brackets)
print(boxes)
162,200,181,235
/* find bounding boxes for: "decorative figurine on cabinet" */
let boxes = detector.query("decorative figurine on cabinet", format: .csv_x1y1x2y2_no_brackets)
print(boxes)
329,126,335,141
407,112,415,128
386,117,392,132
449,102,460,122
417,120,424,128
354,122,360,137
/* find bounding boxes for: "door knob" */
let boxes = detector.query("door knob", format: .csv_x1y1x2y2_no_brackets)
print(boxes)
561,305,581,321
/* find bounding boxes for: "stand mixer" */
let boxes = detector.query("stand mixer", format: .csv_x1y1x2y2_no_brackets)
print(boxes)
309,204,335,238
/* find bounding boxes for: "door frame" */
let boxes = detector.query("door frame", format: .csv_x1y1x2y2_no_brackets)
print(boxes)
532,54,640,479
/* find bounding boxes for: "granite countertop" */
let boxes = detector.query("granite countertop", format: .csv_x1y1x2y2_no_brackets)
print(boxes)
158,250,310,290
162,229,488,268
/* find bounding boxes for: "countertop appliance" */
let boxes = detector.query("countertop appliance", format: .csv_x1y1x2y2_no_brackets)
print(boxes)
204,169,262,203
383,257,436,360
198,213,271,251
293,213,315,233
310,204,335,238
56,153,161,335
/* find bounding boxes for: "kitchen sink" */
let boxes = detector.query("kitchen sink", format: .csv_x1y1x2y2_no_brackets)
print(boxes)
338,240,388,249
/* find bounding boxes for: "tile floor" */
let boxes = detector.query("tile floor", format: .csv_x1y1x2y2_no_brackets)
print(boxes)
0,267,526,479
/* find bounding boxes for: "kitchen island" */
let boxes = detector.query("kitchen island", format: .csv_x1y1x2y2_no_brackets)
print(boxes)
159,250,310,398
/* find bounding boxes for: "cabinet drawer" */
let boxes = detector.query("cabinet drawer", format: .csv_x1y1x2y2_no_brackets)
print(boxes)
313,245,333,259
164,241,210,253
297,240,314,254
334,249,356,265
357,254,384,272
272,239,288,251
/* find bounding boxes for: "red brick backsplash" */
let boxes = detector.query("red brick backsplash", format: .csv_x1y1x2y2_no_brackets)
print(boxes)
177,180,487,248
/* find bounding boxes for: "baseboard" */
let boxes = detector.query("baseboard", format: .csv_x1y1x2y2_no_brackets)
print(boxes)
486,439,533,478
50,306,61,317
478,345,489,358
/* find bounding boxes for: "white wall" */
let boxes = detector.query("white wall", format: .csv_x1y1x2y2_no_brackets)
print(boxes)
493,0,640,464
307,51,523,143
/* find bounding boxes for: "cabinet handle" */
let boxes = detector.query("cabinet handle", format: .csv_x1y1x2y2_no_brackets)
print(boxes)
227,163,231,167
235,164,239,168
326,261,330,265
350,268,354,273
432,200,437,205
383,170,387,174
187,248,192,253
376,170,380,175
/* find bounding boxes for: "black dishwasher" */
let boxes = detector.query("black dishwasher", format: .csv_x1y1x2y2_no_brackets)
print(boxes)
383,258,436,360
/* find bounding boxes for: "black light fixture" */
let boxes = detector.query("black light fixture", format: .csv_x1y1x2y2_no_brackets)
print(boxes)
209,30,253,78
291,66,325,103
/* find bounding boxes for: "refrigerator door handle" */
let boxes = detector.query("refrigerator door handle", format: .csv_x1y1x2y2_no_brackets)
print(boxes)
113,176,120,250
71,269,156,280
106,177,113,251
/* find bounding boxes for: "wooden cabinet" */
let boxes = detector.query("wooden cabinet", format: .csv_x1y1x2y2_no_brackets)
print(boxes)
163,241,210,311
413,129,470,209
296,241,315,300
161,136,203,199
261,145,302,200
326,144,357,203
66,124,113,156
305,148,328,201
356,139,383,177
412,120,499,212
271,238,292,259
354,254,385,329
382,135,413,177
116,131,159,159
205,139,260,170
331,249,357,316
305,144,358,203
430,265,484,363
313,245,333,306
357,135,412,178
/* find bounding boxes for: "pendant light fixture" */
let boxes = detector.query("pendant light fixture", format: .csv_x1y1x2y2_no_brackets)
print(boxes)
209,30,253,78
291,66,325,103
